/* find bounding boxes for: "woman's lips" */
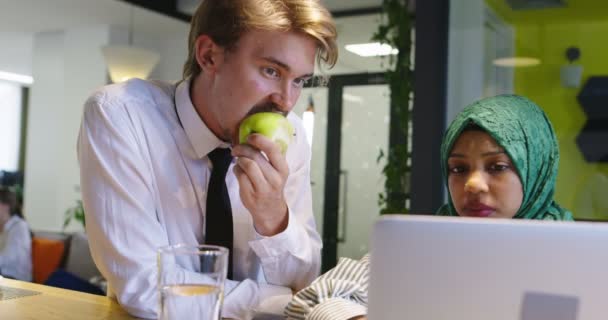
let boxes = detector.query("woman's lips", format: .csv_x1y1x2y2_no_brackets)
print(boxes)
463,203,495,217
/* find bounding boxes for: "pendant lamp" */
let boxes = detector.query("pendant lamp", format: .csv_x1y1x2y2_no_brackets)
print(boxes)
101,7,160,83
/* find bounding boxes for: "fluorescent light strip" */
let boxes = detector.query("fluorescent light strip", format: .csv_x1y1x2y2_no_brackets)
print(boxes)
0,71,34,85
493,57,541,67
343,93,363,103
345,42,398,57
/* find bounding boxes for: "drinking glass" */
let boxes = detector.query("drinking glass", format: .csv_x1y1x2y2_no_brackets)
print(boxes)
158,244,228,320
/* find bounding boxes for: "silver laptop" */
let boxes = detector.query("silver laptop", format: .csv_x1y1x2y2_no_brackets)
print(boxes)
368,215,608,320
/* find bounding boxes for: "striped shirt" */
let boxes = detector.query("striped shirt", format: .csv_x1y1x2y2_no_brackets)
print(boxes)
285,254,370,320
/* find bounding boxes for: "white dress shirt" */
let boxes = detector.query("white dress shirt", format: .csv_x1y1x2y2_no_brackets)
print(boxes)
0,215,32,281
77,78,322,319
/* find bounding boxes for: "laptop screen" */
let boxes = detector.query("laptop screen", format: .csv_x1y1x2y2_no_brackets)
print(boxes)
368,215,608,320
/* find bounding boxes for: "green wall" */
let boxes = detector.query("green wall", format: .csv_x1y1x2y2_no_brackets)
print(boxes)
486,1,608,219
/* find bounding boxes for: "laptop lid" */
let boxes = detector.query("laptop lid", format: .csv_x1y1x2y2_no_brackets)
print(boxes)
368,215,608,320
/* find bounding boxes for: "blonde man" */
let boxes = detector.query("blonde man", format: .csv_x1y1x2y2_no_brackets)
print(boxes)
78,1,337,319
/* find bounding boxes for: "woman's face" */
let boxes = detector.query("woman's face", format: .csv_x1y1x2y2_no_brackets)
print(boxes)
0,202,10,224
447,130,523,219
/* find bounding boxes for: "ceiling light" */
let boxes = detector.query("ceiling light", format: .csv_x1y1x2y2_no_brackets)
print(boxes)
343,93,363,103
345,42,398,57
101,46,160,83
0,71,33,85
101,7,160,83
493,57,541,67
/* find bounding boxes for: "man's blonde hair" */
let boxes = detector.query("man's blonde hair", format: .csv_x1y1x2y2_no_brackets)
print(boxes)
183,0,338,79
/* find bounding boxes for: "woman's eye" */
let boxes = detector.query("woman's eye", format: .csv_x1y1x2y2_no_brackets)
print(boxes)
448,166,466,174
489,164,509,172
262,67,280,78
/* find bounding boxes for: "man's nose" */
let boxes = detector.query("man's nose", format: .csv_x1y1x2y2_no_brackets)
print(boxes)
464,171,489,194
269,84,296,113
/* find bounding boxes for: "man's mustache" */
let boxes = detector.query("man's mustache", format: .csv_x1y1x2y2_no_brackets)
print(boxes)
246,102,287,117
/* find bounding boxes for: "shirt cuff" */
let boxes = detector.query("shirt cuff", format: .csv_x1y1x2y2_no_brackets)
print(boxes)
222,279,258,320
248,208,303,259
307,298,367,320
221,280,292,320
254,283,293,316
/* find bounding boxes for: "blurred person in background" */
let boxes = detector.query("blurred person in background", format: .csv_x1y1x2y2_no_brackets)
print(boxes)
0,187,32,281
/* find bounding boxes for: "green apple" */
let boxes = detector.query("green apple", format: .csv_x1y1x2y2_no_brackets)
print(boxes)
238,112,295,154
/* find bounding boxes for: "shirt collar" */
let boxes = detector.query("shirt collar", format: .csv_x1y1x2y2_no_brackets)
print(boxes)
175,78,230,159
2,215,19,232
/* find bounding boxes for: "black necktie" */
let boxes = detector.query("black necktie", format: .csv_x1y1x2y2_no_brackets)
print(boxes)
205,148,234,279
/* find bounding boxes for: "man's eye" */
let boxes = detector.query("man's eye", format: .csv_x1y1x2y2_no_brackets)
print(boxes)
262,67,280,78
293,78,308,88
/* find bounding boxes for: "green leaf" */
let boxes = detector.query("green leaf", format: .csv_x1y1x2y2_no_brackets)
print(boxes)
64,193,86,229
375,0,413,214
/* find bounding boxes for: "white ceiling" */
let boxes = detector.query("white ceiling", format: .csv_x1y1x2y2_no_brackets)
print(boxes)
175,0,383,15
0,0,187,37
332,13,389,74
0,0,387,74
0,0,384,36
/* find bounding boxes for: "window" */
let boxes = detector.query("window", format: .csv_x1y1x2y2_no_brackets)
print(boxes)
0,81,23,171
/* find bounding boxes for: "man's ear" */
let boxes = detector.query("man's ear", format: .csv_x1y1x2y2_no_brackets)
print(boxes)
194,35,224,74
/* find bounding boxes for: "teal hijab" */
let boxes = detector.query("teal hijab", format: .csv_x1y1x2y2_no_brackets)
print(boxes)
436,94,573,221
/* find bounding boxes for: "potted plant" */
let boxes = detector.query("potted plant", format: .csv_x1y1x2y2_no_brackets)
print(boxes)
374,0,413,214
64,186,86,230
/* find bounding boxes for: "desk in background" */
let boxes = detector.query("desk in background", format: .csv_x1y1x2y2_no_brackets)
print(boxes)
0,277,139,319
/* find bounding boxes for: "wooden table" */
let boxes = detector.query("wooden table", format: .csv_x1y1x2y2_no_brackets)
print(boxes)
0,277,139,319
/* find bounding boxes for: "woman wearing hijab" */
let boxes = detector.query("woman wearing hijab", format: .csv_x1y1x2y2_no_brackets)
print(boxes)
284,94,573,320
0,187,32,281
438,94,573,221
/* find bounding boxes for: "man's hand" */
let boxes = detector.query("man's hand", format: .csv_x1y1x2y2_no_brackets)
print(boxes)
349,317,367,320
232,133,289,236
